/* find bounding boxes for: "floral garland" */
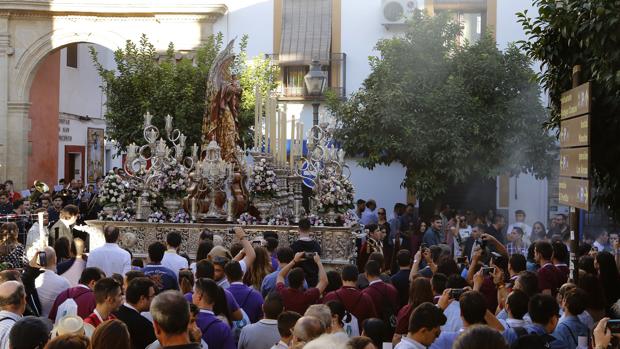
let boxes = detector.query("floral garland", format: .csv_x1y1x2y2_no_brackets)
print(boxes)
97,209,134,222
268,215,290,226
157,162,189,199
171,209,191,223
313,173,355,214
237,212,258,225
99,171,127,207
250,158,278,198
147,211,167,223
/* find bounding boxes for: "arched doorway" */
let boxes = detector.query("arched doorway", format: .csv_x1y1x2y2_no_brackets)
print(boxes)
0,1,227,189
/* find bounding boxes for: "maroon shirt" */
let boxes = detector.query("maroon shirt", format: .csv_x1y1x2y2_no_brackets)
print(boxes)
361,280,399,335
48,285,96,321
395,304,413,334
276,282,320,315
323,286,377,332
537,263,563,295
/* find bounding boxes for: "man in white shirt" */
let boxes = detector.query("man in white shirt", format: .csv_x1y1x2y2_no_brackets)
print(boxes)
505,210,532,243
395,302,446,349
34,247,71,317
0,281,26,349
86,226,131,277
161,232,189,273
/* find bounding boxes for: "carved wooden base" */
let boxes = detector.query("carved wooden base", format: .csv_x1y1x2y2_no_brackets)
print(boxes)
85,220,358,267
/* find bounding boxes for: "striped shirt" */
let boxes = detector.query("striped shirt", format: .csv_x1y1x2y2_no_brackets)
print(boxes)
0,311,21,349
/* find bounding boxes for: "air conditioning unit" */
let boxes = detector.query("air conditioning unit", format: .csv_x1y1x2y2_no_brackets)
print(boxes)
382,0,417,27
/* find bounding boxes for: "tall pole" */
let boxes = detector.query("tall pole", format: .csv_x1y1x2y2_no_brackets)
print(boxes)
312,102,320,138
569,65,581,285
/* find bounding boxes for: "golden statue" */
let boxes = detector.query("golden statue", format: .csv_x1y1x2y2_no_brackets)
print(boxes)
201,39,242,164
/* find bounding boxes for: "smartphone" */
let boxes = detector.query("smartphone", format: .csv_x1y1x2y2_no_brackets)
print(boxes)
38,251,47,267
449,288,465,299
304,252,316,259
457,256,467,264
482,267,495,276
608,319,620,334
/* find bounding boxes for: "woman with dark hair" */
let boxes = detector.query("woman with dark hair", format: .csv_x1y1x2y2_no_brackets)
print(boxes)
361,318,386,349
377,208,393,271
90,319,131,349
0,222,27,269
411,221,427,256
53,236,72,263
393,276,434,344
453,325,508,349
577,273,607,330
325,300,349,341
578,255,596,275
179,268,195,294
190,240,214,274
192,278,235,349
243,246,272,290
595,251,620,313
531,221,548,242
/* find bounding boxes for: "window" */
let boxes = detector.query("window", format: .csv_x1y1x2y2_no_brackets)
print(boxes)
283,66,308,97
66,43,78,68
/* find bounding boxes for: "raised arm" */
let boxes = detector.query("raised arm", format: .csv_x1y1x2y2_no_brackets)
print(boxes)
233,227,256,269
277,252,304,285
314,254,328,293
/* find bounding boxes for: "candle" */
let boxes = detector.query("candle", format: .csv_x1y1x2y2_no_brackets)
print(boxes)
37,211,45,248
179,133,187,149
165,114,173,133
144,111,153,128
269,96,277,156
298,122,304,156
254,86,260,149
290,118,296,169
191,143,199,159
279,108,286,166
258,90,263,151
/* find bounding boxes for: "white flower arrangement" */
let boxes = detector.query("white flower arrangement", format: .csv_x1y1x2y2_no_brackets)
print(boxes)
250,158,278,198
156,162,189,199
97,209,133,222
313,173,355,214
171,209,191,223
98,171,127,207
342,211,360,227
267,215,290,226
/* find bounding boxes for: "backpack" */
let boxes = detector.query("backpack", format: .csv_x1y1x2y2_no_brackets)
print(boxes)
54,298,78,323
512,327,556,349
335,291,360,337
370,284,397,330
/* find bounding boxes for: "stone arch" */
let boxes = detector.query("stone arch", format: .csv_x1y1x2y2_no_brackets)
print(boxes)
13,28,126,102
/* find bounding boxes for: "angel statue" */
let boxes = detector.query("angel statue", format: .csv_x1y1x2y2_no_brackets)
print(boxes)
201,39,242,164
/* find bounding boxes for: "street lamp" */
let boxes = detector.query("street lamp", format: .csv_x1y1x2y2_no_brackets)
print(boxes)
304,60,327,128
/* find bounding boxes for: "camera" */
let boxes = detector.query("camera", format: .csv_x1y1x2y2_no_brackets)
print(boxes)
449,288,465,299
482,267,495,276
304,252,316,259
608,319,620,334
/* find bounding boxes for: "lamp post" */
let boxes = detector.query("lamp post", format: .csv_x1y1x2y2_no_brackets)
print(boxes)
304,60,327,131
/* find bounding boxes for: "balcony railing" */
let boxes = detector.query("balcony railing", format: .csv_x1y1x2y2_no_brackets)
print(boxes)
266,53,347,100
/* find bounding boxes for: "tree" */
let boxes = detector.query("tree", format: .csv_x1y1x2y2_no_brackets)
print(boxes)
517,0,620,219
91,34,278,152
327,11,555,200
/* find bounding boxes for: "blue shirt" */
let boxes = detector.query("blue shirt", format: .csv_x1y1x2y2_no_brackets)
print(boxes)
503,323,568,349
552,316,589,349
423,227,441,246
227,282,264,323
141,264,178,292
360,208,378,226
429,331,460,349
261,268,308,298
196,309,235,349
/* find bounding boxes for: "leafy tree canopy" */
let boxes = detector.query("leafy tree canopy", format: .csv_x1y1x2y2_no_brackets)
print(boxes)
91,33,278,152
518,0,620,219
327,11,555,200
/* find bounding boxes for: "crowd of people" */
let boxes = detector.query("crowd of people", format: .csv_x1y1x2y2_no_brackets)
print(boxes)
0,179,619,349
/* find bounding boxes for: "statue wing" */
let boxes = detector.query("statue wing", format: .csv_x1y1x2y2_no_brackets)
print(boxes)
207,39,236,97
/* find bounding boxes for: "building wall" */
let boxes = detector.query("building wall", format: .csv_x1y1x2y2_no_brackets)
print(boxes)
27,51,60,187
57,43,121,184
213,0,274,58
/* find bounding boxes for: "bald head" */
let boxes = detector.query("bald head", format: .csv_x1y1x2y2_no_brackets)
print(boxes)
0,281,25,313
42,246,57,268
293,316,325,343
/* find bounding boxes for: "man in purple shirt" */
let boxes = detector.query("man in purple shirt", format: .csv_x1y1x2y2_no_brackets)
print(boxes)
225,261,264,323
193,278,235,349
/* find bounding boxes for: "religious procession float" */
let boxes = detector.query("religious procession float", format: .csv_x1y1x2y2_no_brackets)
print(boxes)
85,40,360,266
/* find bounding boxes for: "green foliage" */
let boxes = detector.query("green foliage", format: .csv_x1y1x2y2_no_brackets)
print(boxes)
517,0,620,218
327,11,555,200
91,33,278,151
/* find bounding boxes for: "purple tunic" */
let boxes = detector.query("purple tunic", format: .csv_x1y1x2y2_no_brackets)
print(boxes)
195,309,235,349
227,282,264,323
